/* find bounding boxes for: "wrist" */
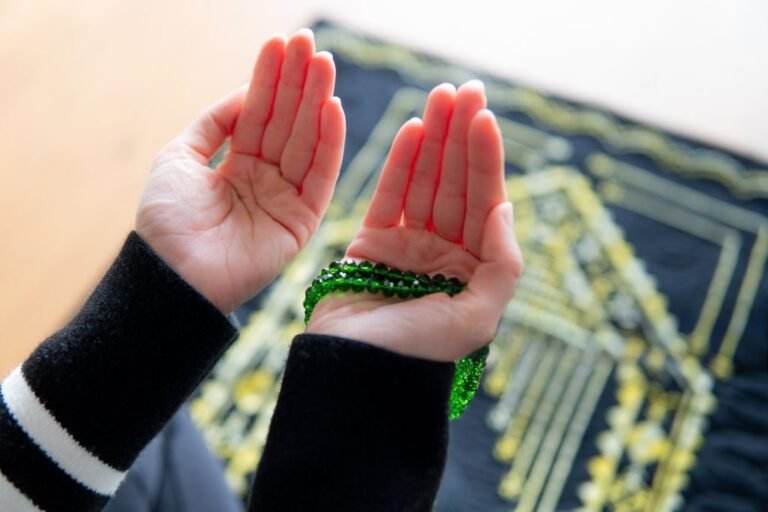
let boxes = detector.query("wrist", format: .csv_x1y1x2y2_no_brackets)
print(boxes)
133,229,234,315
304,294,451,361
305,294,398,346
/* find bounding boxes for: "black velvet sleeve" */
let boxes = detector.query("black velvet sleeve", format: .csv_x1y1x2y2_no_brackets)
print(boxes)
0,232,239,511
20,232,238,467
248,333,455,512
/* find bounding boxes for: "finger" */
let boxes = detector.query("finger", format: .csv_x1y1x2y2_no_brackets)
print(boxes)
231,34,286,156
260,29,315,165
432,80,486,242
463,109,506,257
281,51,336,186
170,84,248,165
364,118,424,228
457,202,523,343
403,84,455,230
300,97,346,215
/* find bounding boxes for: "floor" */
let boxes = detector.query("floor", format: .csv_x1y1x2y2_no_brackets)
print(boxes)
1,0,766,375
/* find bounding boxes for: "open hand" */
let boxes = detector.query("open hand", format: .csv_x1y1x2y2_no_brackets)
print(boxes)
307,81,522,362
136,29,345,313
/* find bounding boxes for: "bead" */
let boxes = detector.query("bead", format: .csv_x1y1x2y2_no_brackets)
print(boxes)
351,277,366,292
402,271,416,283
447,277,465,296
333,277,350,292
342,261,358,273
373,263,389,276
381,280,396,297
366,280,382,293
417,274,431,284
446,288,461,297
432,273,446,285
358,261,374,274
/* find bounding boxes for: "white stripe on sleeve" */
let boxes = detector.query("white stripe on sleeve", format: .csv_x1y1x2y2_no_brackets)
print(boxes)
0,470,44,512
1,367,127,495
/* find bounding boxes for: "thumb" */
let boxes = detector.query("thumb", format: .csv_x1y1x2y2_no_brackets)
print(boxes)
165,85,248,165
463,202,523,322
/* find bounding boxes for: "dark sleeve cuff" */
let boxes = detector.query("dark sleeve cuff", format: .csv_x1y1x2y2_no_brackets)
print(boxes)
21,232,238,470
249,333,455,512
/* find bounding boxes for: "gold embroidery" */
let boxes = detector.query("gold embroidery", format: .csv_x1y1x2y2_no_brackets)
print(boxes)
586,153,767,377
490,168,716,511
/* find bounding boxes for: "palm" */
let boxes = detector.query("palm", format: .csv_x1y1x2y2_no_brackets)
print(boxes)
347,227,479,281
308,82,522,362
137,30,345,313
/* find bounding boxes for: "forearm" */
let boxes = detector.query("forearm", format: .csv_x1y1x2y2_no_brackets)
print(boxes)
248,333,454,511
0,233,237,512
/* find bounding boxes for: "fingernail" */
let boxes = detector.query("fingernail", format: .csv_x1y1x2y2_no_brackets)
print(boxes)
434,82,457,95
297,27,314,38
466,79,485,91
318,50,333,61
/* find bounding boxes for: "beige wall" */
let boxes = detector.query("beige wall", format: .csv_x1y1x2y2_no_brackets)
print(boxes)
1,0,766,375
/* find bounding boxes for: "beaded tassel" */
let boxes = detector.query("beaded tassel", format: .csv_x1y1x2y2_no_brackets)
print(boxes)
303,259,488,420
449,346,489,420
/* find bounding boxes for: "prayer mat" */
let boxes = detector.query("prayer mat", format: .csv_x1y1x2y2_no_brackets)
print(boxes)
191,21,768,511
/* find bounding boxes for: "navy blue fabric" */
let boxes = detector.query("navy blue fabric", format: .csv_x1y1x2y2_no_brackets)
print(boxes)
104,408,242,512
683,374,768,511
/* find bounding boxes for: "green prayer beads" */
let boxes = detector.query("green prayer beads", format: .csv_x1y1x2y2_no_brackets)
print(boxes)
449,346,489,420
303,259,489,420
